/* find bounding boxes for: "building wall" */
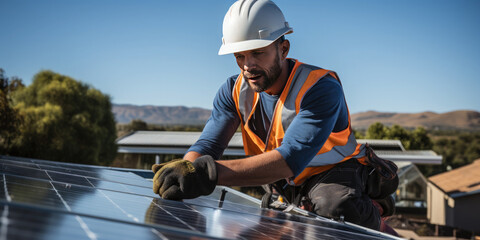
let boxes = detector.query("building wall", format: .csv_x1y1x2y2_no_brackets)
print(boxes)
427,182,447,225
452,194,480,232
428,183,480,232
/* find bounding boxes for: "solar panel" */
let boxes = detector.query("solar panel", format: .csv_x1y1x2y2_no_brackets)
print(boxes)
0,155,400,239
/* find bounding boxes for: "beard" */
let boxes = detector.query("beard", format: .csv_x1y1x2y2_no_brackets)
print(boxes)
243,52,282,93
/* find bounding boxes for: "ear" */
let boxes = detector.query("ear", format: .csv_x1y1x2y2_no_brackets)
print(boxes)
280,40,290,59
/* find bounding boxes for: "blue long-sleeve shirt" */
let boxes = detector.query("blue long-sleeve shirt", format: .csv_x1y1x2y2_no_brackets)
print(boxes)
188,62,349,177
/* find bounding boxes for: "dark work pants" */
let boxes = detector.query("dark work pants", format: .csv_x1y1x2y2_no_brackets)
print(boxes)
302,159,381,230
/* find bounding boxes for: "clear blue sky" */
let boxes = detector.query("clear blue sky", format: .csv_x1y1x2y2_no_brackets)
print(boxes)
1,0,479,114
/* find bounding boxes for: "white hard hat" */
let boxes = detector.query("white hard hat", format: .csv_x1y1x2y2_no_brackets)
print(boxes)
218,0,293,55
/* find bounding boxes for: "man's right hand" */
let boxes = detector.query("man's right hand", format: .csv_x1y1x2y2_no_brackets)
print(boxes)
151,156,218,200
152,159,183,173
151,158,184,196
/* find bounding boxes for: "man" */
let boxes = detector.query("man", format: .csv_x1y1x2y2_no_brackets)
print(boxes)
152,0,397,231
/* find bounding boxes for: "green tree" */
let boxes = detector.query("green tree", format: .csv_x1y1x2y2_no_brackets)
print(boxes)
0,69,24,154
365,122,388,139
418,132,480,177
365,123,432,151
410,127,433,150
353,129,364,139
127,119,148,131
116,119,149,138
10,70,117,165
385,124,411,148
438,133,480,168
365,123,480,177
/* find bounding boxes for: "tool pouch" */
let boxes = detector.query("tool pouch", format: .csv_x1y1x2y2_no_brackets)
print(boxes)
364,143,399,199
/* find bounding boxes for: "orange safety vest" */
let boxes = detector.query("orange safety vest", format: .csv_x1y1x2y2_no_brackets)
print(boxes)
232,60,367,185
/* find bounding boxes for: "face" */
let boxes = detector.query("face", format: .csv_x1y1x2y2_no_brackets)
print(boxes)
234,41,283,93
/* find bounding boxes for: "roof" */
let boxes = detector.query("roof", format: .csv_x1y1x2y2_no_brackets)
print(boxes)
0,155,401,239
428,159,480,198
357,139,405,151
117,132,401,150
116,131,244,156
116,131,442,164
373,150,442,164
117,131,243,147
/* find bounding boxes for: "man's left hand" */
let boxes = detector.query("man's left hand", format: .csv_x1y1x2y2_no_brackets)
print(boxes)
152,155,218,200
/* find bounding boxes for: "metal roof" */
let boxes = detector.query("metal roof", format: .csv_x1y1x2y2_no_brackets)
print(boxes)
117,131,244,147
116,131,442,164
374,150,442,164
116,131,244,156
357,139,405,151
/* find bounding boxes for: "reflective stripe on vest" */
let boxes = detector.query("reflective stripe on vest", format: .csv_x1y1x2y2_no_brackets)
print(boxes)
232,59,366,185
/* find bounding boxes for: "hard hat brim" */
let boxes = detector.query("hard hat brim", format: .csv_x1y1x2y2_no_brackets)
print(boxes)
218,29,292,55
218,39,273,55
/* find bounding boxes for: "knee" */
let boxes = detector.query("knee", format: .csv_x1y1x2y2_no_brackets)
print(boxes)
312,195,358,220
312,195,380,230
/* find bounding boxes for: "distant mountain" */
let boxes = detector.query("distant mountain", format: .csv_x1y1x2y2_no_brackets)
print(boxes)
113,104,480,131
351,110,480,130
113,104,211,125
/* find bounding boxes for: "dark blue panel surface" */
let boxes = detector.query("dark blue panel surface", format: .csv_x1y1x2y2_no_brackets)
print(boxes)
0,155,399,240
0,203,211,240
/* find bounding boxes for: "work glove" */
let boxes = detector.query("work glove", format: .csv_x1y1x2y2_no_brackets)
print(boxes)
152,158,183,196
152,155,217,200
152,158,182,173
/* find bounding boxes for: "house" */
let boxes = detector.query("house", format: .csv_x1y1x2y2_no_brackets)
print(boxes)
427,159,480,233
